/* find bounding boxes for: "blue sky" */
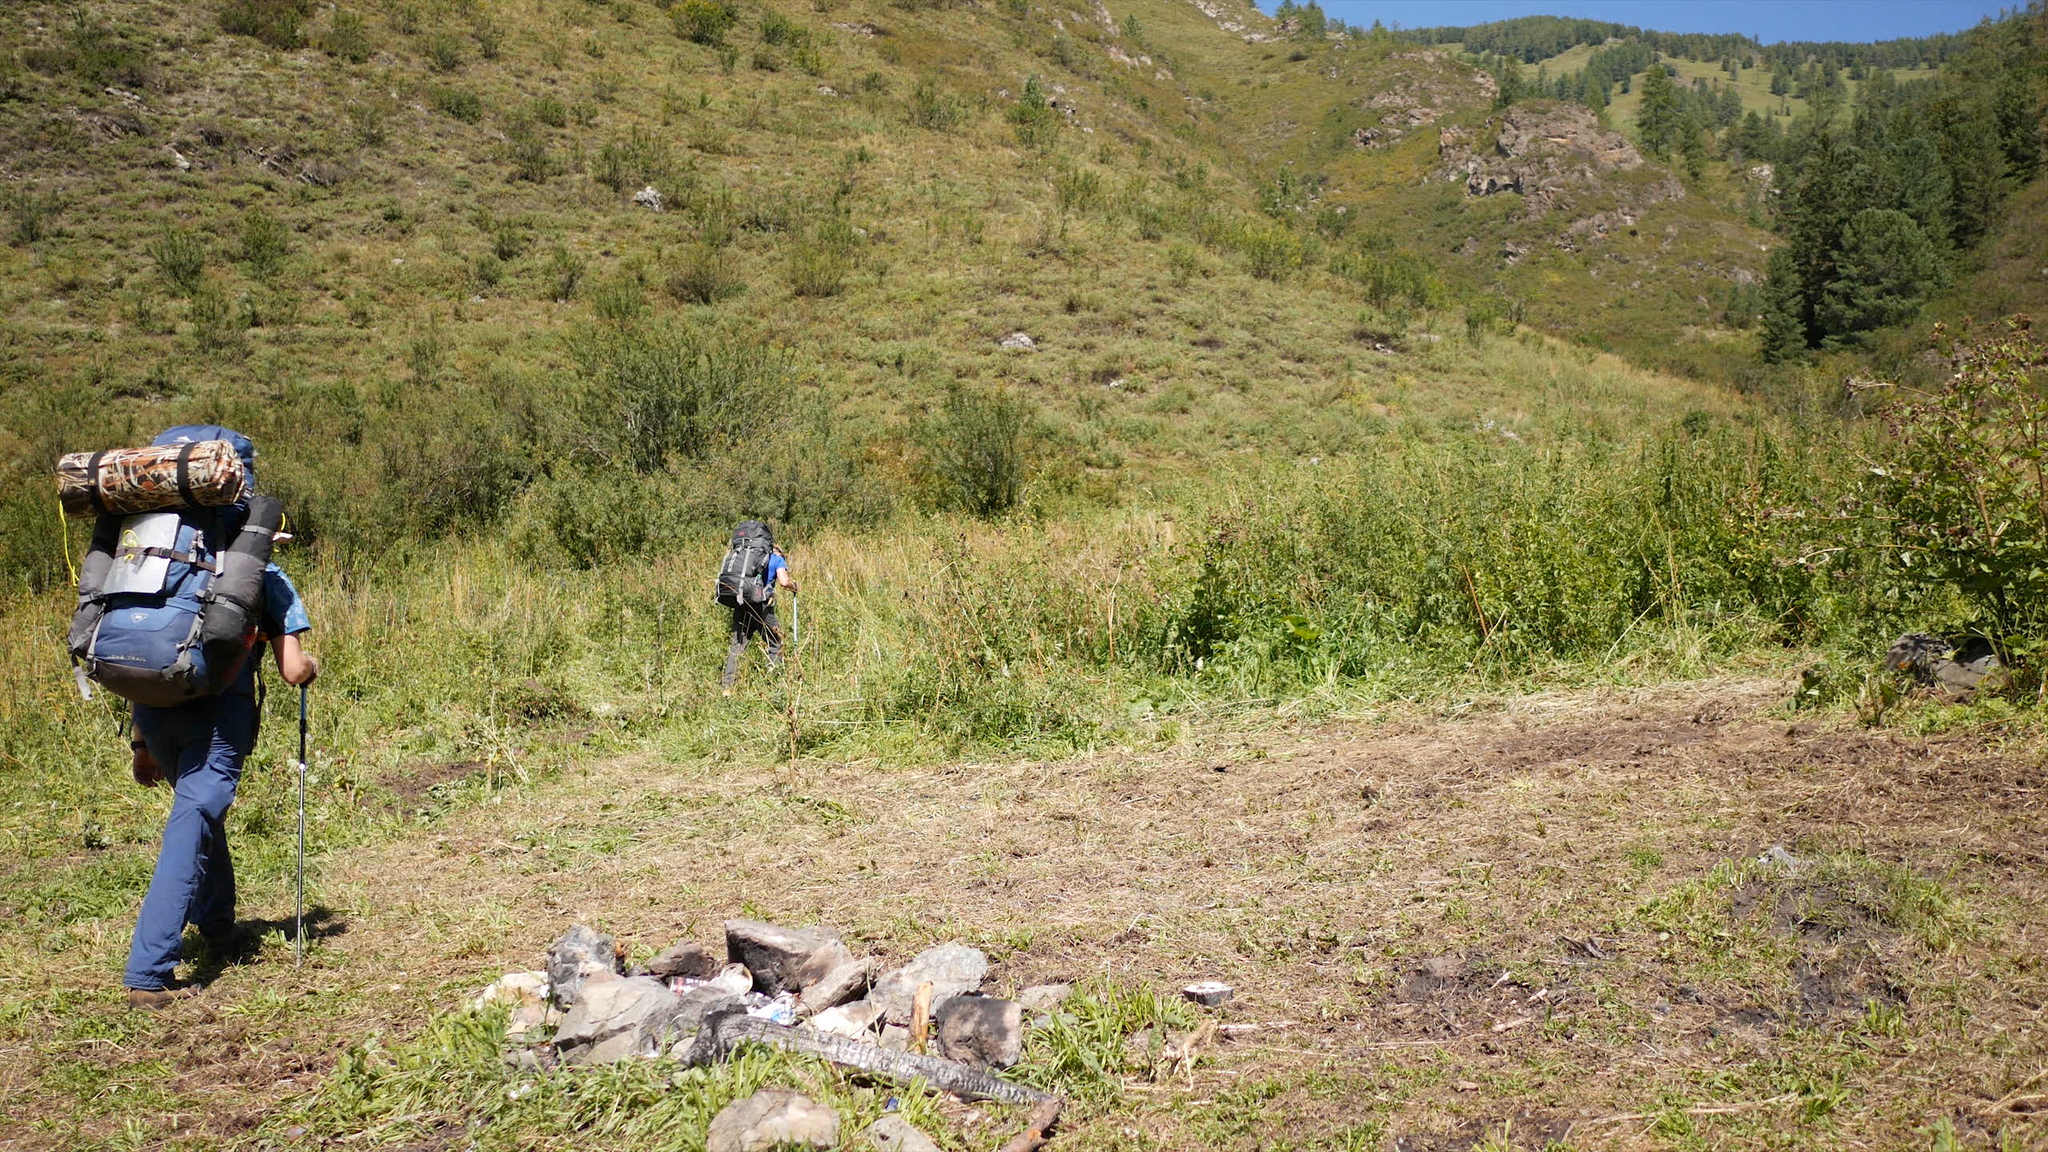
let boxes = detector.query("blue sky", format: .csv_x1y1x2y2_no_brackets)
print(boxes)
1288,2,2014,43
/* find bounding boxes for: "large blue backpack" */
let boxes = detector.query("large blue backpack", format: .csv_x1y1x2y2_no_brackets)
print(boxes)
67,426,283,707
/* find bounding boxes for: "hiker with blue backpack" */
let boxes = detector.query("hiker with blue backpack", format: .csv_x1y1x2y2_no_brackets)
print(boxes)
57,426,319,1009
716,520,797,694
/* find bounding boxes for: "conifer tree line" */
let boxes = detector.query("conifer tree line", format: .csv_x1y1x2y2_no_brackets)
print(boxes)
1755,9,2044,358
1395,13,1961,73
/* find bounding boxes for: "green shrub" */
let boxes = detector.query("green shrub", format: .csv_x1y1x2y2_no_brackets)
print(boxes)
1052,164,1103,215
491,220,530,261
1233,222,1303,280
322,11,374,62
590,272,647,324
147,224,208,296
671,0,737,45
1010,74,1059,150
694,186,737,248
665,244,744,304
530,94,568,127
545,246,586,301
188,282,244,354
505,124,554,182
236,208,292,280
1864,321,2048,659
425,32,466,71
346,98,390,145
4,186,65,246
791,45,825,74
758,11,812,47
1330,246,1443,310
429,85,483,122
917,382,1036,517
787,238,851,297
219,0,312,49
567,320,789,472
472,16,505,59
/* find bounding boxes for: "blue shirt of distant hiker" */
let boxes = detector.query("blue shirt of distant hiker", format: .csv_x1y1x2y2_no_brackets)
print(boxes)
123,564,310,992
764,553,787,601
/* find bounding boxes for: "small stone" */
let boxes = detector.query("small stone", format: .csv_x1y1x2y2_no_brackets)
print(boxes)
725,919,845,994
871,944,990,1024
705,1088,839,1152
1454,1079,1483,1092
806,999,883,1039
478,971,554,1040
1182,981,1233,1007
554,976,683,1065
998,331,1035,350
647,942,719,980
1017,984,1073,1012
547,924,622,1008
934,995,1024,1069
877,1023,911,1052
1758,844,1810,877
631,185,664,211
865,1114,941,1152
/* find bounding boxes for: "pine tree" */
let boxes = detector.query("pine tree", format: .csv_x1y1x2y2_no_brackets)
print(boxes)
1637,64,1680,159
1758,246,1808,362
1816,208,1945,342
1886,135,1954,250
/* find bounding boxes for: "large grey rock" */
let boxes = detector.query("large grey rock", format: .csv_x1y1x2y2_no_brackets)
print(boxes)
725,919,845,994
934,995,1024,1069
866,1114,941,1152
705,1087,839,1152
546,924,621,1008
554,976,682,1065
870,943,989,1024
647,941,719,980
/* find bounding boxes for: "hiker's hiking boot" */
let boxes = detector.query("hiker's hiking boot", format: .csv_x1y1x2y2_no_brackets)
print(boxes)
126,984,198,1011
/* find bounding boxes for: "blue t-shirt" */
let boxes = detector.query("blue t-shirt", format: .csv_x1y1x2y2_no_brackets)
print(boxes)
764,554,787,602
224,563,310,696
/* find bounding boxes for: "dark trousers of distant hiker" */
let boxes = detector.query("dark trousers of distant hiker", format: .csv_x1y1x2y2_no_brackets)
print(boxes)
125,692,256,991
723,602,783,687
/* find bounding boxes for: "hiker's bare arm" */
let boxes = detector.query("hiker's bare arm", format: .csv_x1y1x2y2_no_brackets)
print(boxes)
274,633,319,686
777,567,797,591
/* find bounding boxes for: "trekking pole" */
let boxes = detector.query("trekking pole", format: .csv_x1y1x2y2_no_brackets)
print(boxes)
295,683,307,968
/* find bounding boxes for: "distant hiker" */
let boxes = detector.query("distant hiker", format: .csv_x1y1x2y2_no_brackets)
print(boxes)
57,425,318,1009
716,519,796,692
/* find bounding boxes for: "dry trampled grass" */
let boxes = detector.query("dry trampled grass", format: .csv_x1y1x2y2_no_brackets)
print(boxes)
6,676,2043,1149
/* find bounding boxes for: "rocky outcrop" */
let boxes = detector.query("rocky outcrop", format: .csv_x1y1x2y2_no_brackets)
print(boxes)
1353,52,1495,150
1438,100,1683,222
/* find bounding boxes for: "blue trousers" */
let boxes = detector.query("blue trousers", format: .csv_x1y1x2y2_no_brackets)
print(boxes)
124,692,256,991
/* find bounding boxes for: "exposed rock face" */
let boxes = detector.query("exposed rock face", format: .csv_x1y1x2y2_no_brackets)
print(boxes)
1353,53,1496,149
1438,100,1683,220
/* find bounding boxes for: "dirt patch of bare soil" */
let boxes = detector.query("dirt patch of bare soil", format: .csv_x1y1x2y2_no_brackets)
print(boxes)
19,677,2048,1150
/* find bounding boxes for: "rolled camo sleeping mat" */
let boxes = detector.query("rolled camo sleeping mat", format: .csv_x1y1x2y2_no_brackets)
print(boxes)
55,439,248,519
